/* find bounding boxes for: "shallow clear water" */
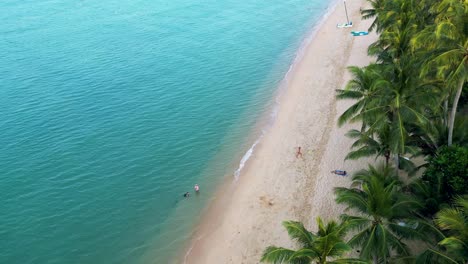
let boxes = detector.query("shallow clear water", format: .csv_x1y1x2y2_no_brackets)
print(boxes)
0,0,331,263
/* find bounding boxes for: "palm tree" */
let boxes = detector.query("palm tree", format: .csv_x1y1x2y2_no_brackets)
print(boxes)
334,164,423,263
367,12,418,64
261,218,367,264
336,64,384,128
360,0,386,32
362,0,440,33
417,196,468,264
360,0,405,33
338,5,441,169
343,0,445,171
336,65,395,165
337,62,431,169
344,128,391,165
435,196,468,261
344,126,419,173
409,115,468,157
412,0,468,146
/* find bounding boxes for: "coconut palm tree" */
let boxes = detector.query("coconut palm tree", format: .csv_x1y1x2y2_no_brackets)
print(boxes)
360,0,386,32
343,0,446,171
334,164,423,263
360,0,405,33
416,196,468,264
337,61,432,169
336,65,397,165
344,128,391,165
409,115,468,157
412,0,468,146
411,0,439,28
261,218,367,264
336,64,385,128
435,196,468,261
344,125,420,174
367,13,418,64
362,0,439,33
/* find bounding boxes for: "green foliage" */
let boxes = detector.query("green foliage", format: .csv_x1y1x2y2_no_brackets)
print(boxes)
337,60,431,169
411,0,468,146
411,145,468,216
260,219,368,264
339,0,467,164
344,128,391,164
422,145,468,203
435,196,468,262
409,178,445,217
334,164,423,263
331,0,468,263
409,115,468,158
416,196,468,263
266,0,466,263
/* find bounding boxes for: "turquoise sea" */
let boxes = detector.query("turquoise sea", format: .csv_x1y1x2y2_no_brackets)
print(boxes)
0,0,332,263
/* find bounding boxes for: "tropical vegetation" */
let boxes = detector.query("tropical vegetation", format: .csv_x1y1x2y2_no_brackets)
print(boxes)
262,0,467,263
261,218,367,264
335,164,422,263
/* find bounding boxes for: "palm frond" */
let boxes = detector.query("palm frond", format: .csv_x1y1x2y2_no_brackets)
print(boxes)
261,246,297,264
282,221,315,248
329,258,370,264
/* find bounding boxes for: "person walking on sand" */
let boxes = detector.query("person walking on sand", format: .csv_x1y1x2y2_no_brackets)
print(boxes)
296,146,303,158
194,184,200,193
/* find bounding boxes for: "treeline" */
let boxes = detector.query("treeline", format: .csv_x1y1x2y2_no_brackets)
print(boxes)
260,0,467,263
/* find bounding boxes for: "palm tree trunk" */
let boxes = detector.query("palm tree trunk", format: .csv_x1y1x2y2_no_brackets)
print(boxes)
444,99,448,126
394,154,400,170
448,78,464,146
373,255,378,264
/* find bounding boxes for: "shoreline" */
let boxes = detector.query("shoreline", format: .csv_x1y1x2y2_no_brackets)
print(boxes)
178,0,378,263
235,0,340,181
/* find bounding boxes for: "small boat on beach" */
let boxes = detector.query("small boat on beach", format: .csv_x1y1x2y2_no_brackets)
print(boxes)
337,22,353,28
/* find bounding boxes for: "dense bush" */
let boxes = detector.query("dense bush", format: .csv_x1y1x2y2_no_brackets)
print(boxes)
422,145,468,204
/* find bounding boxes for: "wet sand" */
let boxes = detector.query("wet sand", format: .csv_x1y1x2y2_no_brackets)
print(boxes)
180,0,378,263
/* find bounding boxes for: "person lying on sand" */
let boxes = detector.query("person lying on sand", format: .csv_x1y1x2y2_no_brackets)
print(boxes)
331,170,347,176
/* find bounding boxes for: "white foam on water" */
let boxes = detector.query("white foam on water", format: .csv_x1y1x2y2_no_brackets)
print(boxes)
230,0,339,181
233,134,263,181
183,234,205,264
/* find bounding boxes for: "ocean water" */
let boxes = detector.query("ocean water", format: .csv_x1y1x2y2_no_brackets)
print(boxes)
0,0,332,263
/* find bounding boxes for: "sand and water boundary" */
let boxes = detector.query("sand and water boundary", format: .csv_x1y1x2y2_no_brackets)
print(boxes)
177,0,378,263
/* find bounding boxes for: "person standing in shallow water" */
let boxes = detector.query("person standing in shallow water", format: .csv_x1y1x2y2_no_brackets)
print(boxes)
183,192,190,198
194,184,200,193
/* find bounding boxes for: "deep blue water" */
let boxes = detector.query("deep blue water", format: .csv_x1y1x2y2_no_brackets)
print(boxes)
0,0,331,263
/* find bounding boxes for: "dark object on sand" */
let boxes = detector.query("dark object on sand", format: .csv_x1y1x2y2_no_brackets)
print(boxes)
331,170,347,176
296,147,303,158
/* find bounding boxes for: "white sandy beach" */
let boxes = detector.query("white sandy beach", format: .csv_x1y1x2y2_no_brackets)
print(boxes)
181,0,378,263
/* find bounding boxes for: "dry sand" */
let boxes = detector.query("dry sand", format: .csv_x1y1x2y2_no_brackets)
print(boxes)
180,0,378,263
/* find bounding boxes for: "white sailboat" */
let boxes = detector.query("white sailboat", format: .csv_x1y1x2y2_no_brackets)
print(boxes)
336,0,353,28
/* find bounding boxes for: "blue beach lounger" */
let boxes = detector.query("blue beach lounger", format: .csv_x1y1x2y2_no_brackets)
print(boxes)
351,31,369,36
